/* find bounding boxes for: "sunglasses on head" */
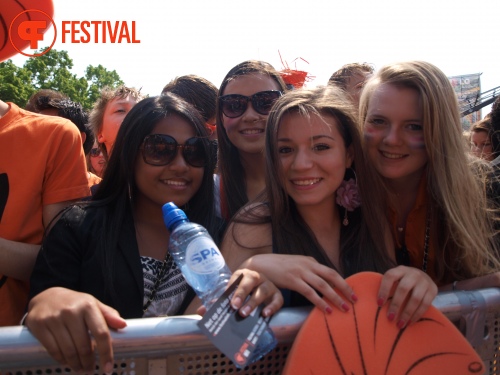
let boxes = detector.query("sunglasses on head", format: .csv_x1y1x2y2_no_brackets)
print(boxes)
141,134,207,168
90,148,103,157
219,90,282,118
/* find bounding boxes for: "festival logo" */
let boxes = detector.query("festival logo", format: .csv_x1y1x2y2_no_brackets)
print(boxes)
9,9,57,57
0,0,55,61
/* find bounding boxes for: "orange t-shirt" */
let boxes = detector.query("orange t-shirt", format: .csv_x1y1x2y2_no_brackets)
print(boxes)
388,174,440,285
0,103,90,326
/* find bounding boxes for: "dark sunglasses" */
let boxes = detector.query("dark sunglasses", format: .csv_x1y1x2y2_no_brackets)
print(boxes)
90,148,103,157
219,90,282,118
141,134,206,168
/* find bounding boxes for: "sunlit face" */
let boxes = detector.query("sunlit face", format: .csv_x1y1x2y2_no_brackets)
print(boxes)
470,130,494,161
134,114,204,211
345,71,372,106
89,141,105,177
98,94,138,155
277,112,353,210
363,84,428,187
221,73,281,155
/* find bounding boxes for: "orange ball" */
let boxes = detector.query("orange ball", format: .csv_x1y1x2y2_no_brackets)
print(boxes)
0,0,54,62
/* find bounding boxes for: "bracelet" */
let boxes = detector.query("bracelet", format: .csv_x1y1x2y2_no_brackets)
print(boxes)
452,280,458,291
19,312,28,326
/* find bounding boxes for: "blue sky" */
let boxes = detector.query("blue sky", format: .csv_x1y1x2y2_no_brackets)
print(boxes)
9,0,500,115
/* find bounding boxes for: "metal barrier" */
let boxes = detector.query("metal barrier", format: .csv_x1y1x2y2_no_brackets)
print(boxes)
0,289,499,375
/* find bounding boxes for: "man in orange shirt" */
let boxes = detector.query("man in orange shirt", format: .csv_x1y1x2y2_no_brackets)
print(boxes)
0,98,90,326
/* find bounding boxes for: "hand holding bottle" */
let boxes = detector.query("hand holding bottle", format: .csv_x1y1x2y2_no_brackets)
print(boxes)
163,202,279,366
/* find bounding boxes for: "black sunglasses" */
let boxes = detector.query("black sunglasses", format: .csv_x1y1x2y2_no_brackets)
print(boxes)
90,148,102,157
219,90,282,118
141,134,207,168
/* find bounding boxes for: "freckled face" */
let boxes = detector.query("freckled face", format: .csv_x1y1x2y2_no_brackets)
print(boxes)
278,112,353,210
134,114,204,212
98,95,138,155
363,84,428,187
221,73,281,156
470,130,494,161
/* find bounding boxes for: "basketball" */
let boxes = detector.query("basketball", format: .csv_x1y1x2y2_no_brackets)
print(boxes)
0,0,54,62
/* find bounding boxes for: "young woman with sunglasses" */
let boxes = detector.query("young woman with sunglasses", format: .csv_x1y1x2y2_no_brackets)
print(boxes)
216,60,288,220
25,94,283,373
87,141,105,178
359,61,500,290
222,86,437,330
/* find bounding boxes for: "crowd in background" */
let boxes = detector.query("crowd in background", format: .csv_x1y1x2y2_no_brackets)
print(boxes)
1,59,500,373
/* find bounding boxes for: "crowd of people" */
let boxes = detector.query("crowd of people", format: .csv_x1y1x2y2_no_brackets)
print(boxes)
1,59,500,373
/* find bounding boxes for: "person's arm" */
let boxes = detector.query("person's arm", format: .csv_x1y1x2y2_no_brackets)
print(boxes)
184,269,284,318
26,287,126,374
221,207,357,313
0,239,39,281
221,218,273,272
239,254,357,314
439,272,500,292
25,206,126,373
0,200,76,280
377,266,438,329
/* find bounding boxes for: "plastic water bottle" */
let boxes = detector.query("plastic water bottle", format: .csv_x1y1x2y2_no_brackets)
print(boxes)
162,202,277,364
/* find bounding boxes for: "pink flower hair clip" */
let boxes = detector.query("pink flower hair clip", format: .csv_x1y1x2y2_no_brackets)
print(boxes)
336,178,361,226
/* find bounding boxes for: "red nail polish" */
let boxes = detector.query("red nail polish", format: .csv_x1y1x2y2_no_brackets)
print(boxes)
377,298,384,307
387,312,395,321
341,303,350,312
351,293,358,302
325,306,333,314
397,320,406,329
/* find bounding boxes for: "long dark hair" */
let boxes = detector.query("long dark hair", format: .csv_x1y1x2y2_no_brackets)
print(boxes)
216,60,288,220
262,86,392,275
90,94,219,296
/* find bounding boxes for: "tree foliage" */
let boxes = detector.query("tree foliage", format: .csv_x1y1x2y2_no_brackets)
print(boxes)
0,48,124,110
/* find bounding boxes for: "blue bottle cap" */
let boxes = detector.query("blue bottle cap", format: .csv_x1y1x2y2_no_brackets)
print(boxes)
162,202,188,230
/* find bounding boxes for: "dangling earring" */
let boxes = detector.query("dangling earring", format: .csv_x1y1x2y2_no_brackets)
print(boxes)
343,209,349,226
335,169,361,226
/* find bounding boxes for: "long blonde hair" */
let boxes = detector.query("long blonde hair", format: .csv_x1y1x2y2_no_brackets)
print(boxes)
359,61,500,282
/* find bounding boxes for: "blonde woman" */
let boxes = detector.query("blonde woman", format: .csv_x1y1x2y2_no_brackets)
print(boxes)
359,61,500,290
222,86,436,330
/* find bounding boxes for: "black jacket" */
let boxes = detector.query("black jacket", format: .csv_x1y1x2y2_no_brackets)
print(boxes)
29,205,194,318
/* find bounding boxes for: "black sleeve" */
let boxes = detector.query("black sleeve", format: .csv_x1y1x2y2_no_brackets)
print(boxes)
29,206,89,300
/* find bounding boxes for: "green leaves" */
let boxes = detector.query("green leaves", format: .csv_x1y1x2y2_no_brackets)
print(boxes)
0,48,124,110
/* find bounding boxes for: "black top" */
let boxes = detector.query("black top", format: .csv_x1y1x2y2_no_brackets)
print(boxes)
271,232,312,308
29,205,195,319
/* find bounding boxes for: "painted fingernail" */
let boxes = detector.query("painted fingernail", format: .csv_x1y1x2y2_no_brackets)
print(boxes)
387,312,395,321
240,306,251,317
325,306,333,314
341,303,350,312
231,296,242,310
351,293,358,302
262,308,271,317
397,320,406,329
377,297,384,307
